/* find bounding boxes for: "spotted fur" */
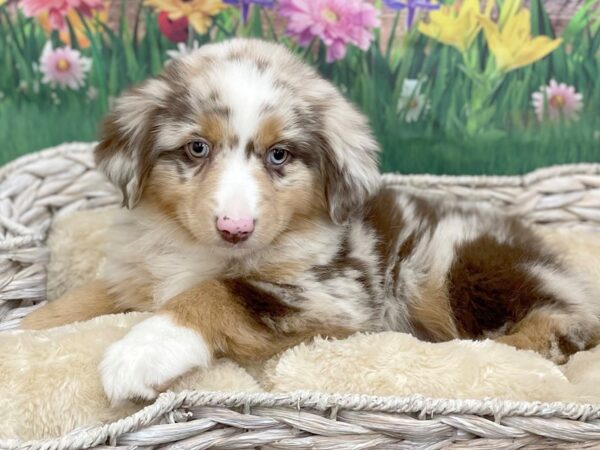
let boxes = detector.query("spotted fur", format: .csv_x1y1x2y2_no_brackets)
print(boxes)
22,39,600,403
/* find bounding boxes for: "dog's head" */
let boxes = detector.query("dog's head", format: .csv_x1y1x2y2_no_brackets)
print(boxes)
96,39,380,251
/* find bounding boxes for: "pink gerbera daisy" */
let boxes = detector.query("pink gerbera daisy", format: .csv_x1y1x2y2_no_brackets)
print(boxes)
279,0,380,63
531,79,583,122
39,42,92,90
20,0,105,30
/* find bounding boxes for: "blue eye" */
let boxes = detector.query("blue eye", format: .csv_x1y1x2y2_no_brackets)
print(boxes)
267,147,289,166
186,140,211,158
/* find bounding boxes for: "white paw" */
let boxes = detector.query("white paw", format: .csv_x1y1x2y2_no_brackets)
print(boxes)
100,315,211,404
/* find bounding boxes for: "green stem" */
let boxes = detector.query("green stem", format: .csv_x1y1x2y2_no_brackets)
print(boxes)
385,12,401,63
0,8,24,56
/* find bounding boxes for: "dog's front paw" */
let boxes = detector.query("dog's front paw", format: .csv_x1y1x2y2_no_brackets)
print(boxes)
100,315,211,404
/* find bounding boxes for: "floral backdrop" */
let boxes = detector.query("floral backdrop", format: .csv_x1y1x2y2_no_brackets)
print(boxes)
0,0,598,174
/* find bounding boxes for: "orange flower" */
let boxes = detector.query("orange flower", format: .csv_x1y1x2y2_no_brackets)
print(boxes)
38,1,110,49
145,0,226,34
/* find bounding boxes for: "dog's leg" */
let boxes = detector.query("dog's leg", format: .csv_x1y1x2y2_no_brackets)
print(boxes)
100,279,355,403
21,281,123,330
495,308,600,364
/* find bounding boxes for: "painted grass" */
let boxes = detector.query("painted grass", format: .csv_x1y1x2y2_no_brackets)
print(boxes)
0,99,104,164
1,1,599,174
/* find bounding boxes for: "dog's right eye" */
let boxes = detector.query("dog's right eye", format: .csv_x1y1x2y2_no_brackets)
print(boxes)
185,140,211,159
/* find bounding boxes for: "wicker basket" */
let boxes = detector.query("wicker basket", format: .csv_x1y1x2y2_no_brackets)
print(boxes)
2,143,600,449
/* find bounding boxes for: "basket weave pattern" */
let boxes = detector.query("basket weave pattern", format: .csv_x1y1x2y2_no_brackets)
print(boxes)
1,143,600,449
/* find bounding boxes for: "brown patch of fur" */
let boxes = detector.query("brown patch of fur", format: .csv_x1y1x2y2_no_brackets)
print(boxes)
222,279,299,318
95,114,127,167
255,115,284,152
142,162,221,243
164,280,352,363
199,113,229,148
253,161,327,245
391,234,417,298
364,187,406,269
364,188,418,297
95,84,164,207
494,310,598,364
310,234,376,301
411,195,441,228
252,260,311,283
95,113,134,205
21,281,123,330
447,229,561,338
408,279,460,341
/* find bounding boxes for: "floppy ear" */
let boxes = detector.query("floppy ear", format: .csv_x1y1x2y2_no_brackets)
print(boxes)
319,96,381,224
95,78,170,208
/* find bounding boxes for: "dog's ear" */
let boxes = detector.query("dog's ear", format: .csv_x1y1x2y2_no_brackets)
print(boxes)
319,96,381,224
95,78,170,208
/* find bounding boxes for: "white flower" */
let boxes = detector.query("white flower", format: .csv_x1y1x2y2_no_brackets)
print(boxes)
397,78,428,123
166,41,200,63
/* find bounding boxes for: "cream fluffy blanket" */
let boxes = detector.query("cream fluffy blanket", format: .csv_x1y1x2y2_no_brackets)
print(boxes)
2,209,600,440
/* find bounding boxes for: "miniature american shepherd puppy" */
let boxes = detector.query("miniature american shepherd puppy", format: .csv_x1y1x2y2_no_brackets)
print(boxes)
23,39,600,403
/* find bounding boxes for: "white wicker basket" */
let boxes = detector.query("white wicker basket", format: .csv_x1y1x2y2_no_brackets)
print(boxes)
2,143,600,449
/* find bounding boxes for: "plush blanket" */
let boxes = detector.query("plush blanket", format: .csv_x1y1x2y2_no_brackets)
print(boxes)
3,209,600,440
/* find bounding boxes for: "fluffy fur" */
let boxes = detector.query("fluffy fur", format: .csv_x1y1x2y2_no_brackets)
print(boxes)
4,209,600,440
5,316,600,440
21,39,600,404
0,312,260,440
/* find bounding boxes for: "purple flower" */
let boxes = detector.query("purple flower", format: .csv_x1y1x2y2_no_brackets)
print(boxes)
224,0,275,23
384,0,439,29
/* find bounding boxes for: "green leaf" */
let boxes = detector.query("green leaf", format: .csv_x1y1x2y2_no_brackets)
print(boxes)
65,17,80,50
76,9,108,108
530,0,555,38
385,12,401,64
562,0,598,42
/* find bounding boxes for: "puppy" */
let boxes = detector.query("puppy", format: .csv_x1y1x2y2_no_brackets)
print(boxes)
22,39,600,403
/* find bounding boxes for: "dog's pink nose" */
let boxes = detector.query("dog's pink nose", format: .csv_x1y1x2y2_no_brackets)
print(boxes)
216,216,255,244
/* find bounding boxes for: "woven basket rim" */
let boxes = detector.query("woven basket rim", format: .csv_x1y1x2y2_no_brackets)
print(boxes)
3,390,600,450
141,390,600,419
382,163,600,187
0,143,97,184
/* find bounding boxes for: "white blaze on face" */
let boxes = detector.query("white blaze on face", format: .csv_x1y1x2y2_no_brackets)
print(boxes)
211,60,280,223
215,148,260,221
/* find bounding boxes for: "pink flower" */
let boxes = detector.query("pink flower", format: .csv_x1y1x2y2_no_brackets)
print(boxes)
39,41,92,90
279,0,380,63
20,0,105,30
532,79,583,122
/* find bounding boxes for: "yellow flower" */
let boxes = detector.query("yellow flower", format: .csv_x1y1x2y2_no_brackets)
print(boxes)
145,0,226,35
418,0,494,53
38,4,110,49
497,0,521,29
479,9,562,73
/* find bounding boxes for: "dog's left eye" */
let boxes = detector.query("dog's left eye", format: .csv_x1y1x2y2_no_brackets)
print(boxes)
185,140,211,159
267,147,289,166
